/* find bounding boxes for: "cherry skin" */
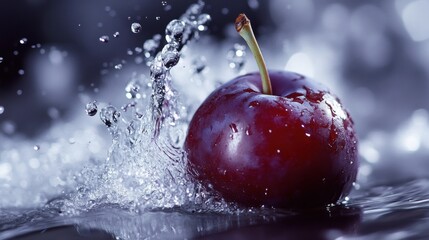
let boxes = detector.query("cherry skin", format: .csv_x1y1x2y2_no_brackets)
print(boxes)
184,71,358,208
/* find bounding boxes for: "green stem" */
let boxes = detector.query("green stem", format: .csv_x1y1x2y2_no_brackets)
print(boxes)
235,13,272,95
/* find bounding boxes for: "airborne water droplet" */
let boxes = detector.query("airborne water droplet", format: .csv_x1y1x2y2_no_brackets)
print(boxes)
99,35,109,43
125,80,141,99
131,22,142,33
143,34,162,65
165,19,186,43
248,0,259,9
85,101,98,116
0,57,3,63
191,56,206,74
197,14,211,31
0,106,4,115
100,105,120,127
161,44,180,69
113,32,120,38
33,145,40,151
227,43,246,71
19,38,28,45
114,64,123,70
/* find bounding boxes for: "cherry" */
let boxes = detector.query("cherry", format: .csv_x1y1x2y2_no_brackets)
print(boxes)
184,14,358,208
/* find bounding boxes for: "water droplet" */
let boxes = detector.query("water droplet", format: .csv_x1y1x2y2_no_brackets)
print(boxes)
114,64,123,70
276,149,281,153
135,47,142,53
143,34,162,65
161,44,180,69
0,106,4,115
33,145,40,151
156,16,161,20
113,32,120,38
99,35,109,43
191,56,206,74
125,80,141,99
161,1,167,6
68,138,76,144
245,127,252,136
227,44,246,71
131,22,142,33
229,123,238,133
268,129,272,133
165,19,186,43
19,38,28,44
305,133,311,137
248,0,259,9
150,54,166,81
47,107,60,119
18,69,25,75
17,89,23,95
0,57,3,63
197,14,211,31
135,56,143,64
85,101,98,116
100,105,120,127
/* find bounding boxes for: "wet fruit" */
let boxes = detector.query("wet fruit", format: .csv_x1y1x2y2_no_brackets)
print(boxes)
184,14,358,208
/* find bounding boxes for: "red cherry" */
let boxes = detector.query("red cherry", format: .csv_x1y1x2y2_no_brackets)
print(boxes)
184,14,358,208
184,71,358,208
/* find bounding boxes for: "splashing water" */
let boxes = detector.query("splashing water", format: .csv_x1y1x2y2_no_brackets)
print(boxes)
44,1,230,216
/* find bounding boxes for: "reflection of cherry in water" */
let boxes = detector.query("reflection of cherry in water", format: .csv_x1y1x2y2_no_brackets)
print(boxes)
184,14,358,208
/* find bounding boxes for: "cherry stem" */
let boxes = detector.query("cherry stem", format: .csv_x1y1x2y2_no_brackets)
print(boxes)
235,13,272,95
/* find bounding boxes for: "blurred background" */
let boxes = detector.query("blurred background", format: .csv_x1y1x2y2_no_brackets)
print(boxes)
1,0,429,195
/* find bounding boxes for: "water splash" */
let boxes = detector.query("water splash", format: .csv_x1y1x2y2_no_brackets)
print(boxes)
150,1,211,136
51,2,227,215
